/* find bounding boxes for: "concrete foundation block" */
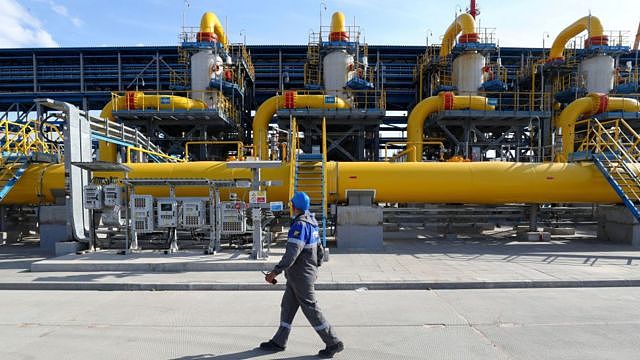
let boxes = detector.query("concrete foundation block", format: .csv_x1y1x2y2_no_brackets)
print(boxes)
337,206,383,226
40,224,71,253
336,224,383,250
597,205,640,247
55,241,87,256
521,231,551,242
544,227,576,236
598,205,638,225
514,225,531,234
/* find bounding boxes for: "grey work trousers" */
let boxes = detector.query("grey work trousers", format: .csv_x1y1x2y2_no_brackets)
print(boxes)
271,277,340,347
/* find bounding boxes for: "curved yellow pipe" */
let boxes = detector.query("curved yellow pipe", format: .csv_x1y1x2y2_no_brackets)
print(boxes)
549,15,605,61
199,11,227,46
440,13,477,58
554,94,640,162
252,93,350,159
98,92,208,161
3,161,626,206
406,92,494,162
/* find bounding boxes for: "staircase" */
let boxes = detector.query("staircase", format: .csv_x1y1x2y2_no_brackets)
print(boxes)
0,153,31,203
574,117,640,221
290,118,328,246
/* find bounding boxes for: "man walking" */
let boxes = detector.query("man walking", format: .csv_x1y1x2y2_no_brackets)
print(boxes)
260,191,344,358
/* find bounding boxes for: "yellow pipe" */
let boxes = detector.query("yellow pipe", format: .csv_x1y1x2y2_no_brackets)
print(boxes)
406,92,494,161
98,92,208,161
549,15,606,61
329,11,348,41
330,12,346,33
554,94,640,162
252,93,350,159
199,12,227,46
440,13,477,58
4,161,626,206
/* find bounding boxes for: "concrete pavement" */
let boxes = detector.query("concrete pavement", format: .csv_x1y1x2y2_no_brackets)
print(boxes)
2,227,640,290
1,288,639,359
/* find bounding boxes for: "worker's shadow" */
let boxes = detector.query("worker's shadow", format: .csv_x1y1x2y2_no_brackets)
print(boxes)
171,348,318,359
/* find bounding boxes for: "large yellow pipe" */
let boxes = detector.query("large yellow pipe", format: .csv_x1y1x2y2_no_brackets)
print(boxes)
199,12,227,46
406,92,495,161
3,161,625,205
98,92,208,161
554,93,640,162
440,13,477,58
549,15,606,61
252,93,350,159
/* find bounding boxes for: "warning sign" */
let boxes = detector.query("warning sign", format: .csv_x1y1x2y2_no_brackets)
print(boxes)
249,190,267,204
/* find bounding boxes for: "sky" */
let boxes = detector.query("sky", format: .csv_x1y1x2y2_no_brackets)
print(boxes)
1,0,639,48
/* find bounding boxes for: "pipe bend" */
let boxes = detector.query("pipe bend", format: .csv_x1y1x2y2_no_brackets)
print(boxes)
549,15,606,61
440,13,477,58
252,93,350,159
406,92,494,162
198,12,227,46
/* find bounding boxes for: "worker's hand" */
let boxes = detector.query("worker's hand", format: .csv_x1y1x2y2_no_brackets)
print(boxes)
265,271,277,284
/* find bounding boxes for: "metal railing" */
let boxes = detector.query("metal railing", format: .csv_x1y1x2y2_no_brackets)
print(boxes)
275,89,386,111
0,119,61,156
125,146,184,164
107,90,240,125
575,118,640,162
89,115,164,155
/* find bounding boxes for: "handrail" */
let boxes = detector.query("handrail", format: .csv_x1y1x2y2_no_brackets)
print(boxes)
184,141,244,161
321,117,328,225
125,146,184,163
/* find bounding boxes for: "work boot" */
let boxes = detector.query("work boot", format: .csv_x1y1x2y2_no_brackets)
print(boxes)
318,341,344,358
259,340,285,352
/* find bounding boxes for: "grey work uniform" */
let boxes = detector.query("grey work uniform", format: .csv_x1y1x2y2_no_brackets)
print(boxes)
270,211,340,348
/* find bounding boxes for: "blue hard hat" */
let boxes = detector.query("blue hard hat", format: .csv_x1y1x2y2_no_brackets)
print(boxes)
291,191,310,211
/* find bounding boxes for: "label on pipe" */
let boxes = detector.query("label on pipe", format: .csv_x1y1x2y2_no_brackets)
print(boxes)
324,95,336,104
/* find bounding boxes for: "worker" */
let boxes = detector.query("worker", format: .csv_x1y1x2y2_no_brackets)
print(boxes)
259,191,344,358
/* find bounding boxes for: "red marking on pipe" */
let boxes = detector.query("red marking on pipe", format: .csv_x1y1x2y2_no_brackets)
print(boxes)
329,32,349,41
584,35,609,48
442,92,454,110
458,33,479,43
596,94,609,114
197,32,218,42
283,91,296,109
546,176,554,180
348,176,357,179
125,91,137,110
